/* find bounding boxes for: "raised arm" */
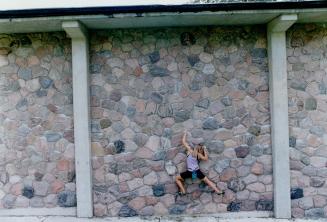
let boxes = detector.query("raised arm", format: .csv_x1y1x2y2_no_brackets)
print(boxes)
182,131,193,154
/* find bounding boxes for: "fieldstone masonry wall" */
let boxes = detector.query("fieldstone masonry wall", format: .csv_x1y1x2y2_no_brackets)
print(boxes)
2,24,325,218
90,27,273,217
287,24,327,218
0,33,76,209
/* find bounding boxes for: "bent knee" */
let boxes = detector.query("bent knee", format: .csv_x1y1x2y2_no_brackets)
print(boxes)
176,175,183,181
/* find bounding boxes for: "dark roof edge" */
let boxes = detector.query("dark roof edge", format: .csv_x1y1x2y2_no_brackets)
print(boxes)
0,1,327,19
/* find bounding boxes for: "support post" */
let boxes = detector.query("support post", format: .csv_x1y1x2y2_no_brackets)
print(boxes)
267,14,297,219
62,21,93,218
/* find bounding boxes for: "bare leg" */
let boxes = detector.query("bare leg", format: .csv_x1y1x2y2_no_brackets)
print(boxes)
203,177,223,194
175,175,186,194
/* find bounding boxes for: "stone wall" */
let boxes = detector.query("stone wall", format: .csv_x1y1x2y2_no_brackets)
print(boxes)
0,33,76,208
2,24,326,219
287,24,327,218
90,26,273,217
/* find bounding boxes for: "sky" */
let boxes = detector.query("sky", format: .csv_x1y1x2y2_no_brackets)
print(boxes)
0,1,190,10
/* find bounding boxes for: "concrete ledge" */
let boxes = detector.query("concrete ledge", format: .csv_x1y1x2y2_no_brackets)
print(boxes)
159,211,272,220
0,210,269,218
0,207,76,216
0,215,326,222
0,211,271,221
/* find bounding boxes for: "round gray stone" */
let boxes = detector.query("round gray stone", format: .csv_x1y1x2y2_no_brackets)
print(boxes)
110,90,122,102
319,82,326,94
187,55,199,66
163,128,172,138
196,98,210,109
36,89,48,97
169,204,186,215
3,194,16,209
248,125,261,136
205,74,217,87
290,80,307,91
30,197,44,208
153,150,166,161
148,51,160,63
112,122,124,133
250,145,264,157
22,186,34,199
207,140,224,154
214,159,230,173
45,132,62,142
227,201,241,212
174,110,191,123
39,76,53,89
100,119,112,129
305,98,317,110
97,50,112,57
255,200,273,211
251,48,267,58
90,64,101,73
202,117,220,130
151,92,163,104
139,206,154,216
310,177,325,187
118,205,138,217
18,68,32,81
301,156,310,166
189,80,202,91
291,188,303,200
101,100,116,110
114,140,125,153
309,126,325,137
126,106,136,117
58,191,77,207
152,184,165,197
228,178,246,193
305,208,325,218
16,98,28,111
238,79,249,90
150,66,168,77
134,133,148,147
157,103,173,118
221,96,232,106
235,145,249,158
289,136,296,148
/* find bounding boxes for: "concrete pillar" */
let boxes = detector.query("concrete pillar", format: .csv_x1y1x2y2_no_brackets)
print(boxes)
62,21,93,218
267,14,297,219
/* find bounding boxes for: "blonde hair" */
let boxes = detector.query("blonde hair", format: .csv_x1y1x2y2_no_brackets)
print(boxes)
192,144,206,158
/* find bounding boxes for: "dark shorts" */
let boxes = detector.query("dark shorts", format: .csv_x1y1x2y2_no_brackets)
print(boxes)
180,169,205,180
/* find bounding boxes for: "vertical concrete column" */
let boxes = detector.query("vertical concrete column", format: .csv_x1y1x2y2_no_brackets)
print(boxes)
62,21,93,218
267,14,297,219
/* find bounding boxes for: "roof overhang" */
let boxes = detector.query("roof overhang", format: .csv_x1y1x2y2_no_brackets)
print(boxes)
0,2,327,33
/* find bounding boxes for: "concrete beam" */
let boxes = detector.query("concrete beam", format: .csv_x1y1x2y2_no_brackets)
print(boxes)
267,14,297,219
62,21,88,39
62,21,93,218
268,14,298,32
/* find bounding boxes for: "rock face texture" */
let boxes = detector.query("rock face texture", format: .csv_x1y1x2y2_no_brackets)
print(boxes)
0,33,75,208
3,24,326,219
90,26,272,216
287,24,327,218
